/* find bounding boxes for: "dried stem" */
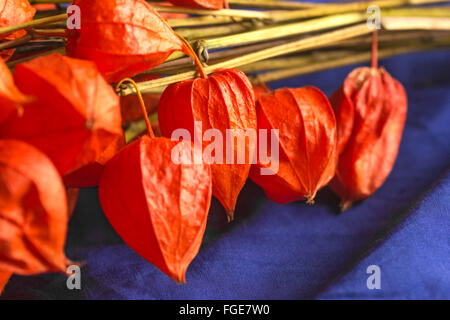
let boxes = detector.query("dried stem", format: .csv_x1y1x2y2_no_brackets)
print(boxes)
0,34,34,51
177,23,252,40
169,16,243,28
121,24,372,96
30,28,67,38
382,17,450,30
152,4,270,19
177,33,208,79
268,0,450,22
371,31,378,69
383,7,450,18
6,47,66,68
148,38,292,75
146,30,450,79
200,12,365,50
116,78,155,139
125,112,159,144
251,37,450,83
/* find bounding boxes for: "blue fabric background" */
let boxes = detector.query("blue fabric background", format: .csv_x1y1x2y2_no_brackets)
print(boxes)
1,2,450,300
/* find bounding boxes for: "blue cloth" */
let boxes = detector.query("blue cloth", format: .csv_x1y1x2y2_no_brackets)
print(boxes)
1,6,450,298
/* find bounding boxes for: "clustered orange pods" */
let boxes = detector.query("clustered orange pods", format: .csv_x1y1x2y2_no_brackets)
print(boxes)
0,0,409,289
0,139,69,275
0,54,124,185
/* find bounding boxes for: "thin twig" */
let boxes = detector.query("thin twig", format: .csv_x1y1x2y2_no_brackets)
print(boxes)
169,16,244,28
0,34,33,51
148,38,292,74
269,0,450,22
382,17,450,30
0,13,67,36
6,47,65,68
30,28,67,37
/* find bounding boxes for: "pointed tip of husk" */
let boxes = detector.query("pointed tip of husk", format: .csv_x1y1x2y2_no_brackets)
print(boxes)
305,192,316,205
340,200,353,212
227,210,234,223
172,272,187,285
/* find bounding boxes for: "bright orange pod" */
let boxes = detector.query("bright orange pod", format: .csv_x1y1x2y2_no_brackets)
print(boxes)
0,0,36,41
99,135,212,283
158,68,257,220
0,54,123,183
330,66,407,210
250,86,337,204
0,139,68,275
66,0,185,82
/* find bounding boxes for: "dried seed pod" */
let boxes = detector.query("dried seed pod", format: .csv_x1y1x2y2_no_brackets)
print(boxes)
66,0,185,82
0,0,36,41
158,68,257,220
0,58,31,125
166,0,227,9
0,139,68,275
99,135,212,283
0,54,123,180
250,86,337,204
99,78,212,283
330,66,407,210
